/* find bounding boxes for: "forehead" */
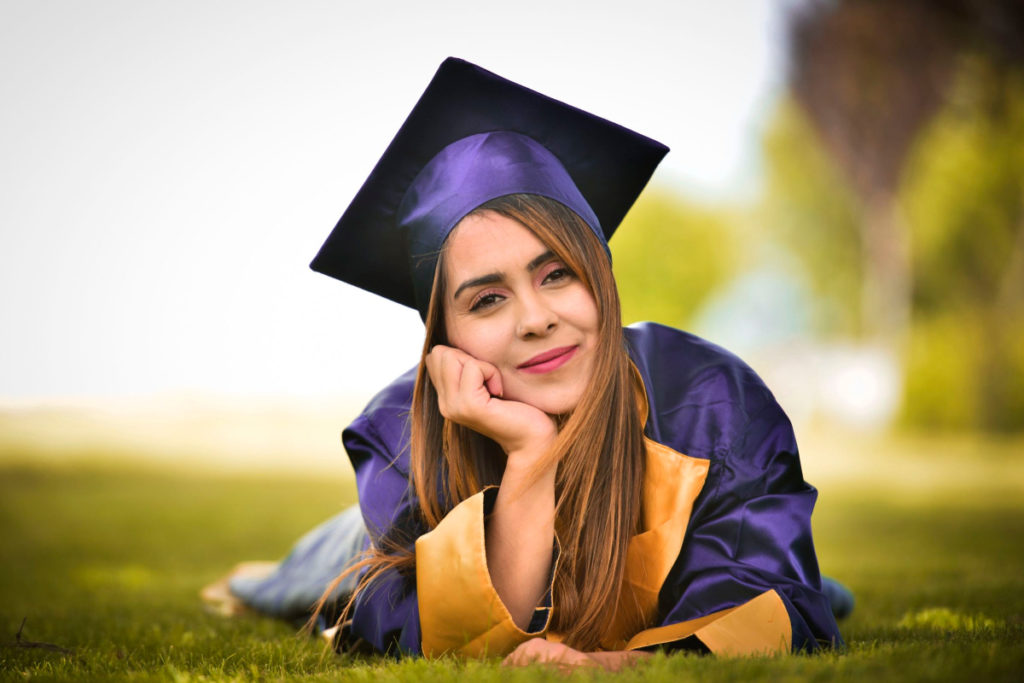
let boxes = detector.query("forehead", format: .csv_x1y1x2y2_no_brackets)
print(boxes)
444,211,548,281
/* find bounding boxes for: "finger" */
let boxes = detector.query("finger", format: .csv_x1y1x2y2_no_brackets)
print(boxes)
501,639,543,667
479,362,503,398
438,346,502,398
427,347,466,414
457,358,492,399
424,345,454,384
429,346,471,387
440,350,467,395
424,350,441,386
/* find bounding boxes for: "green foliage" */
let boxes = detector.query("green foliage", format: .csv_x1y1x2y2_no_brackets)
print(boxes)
902,311,984,429
903,62,1024,314
900,62,1024,431
758,98,865,335
610,191,739,329
903,310,1024,431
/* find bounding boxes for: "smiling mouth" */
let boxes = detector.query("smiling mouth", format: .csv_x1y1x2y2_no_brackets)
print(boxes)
517,346,578,374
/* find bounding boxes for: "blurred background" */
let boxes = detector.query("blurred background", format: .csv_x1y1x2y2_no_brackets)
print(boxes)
2,0,1022,476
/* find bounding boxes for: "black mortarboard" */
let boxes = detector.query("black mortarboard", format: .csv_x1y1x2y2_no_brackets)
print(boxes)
310,57,668,319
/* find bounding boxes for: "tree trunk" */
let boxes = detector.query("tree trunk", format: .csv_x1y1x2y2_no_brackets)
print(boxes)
861,192,912,353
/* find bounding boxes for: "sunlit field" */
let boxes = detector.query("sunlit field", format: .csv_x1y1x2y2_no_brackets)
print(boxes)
2,410,1022,682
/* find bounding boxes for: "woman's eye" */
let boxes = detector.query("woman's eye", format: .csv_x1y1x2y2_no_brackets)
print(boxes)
543,267,572,284
470,292,502,311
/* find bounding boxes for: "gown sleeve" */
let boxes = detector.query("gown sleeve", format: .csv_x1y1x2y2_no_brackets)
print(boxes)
633,401,842,653
625,324,843,654
342,404,423,656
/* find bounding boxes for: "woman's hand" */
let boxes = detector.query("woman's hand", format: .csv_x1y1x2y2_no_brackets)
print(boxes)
502,638,598,670
425,344,556,461
503,638,652,672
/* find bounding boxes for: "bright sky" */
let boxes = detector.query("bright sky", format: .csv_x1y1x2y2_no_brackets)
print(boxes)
1,0,787,401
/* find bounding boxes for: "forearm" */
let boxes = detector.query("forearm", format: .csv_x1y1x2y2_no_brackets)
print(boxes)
485,454,556,630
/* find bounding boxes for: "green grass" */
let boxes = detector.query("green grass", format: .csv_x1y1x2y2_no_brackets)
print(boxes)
1,437,1023,682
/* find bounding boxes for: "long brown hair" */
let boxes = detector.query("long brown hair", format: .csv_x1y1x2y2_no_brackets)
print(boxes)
314,194,646,652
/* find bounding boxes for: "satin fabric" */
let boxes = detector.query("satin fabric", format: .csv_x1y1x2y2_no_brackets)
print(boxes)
341,322,842,655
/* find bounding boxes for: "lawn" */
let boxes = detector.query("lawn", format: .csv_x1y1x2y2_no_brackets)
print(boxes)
1,430,1022,681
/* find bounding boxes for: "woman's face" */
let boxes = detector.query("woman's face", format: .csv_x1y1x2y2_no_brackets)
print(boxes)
442,210,600,416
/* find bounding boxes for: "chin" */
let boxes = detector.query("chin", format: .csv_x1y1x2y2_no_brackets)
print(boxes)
514,386,584,417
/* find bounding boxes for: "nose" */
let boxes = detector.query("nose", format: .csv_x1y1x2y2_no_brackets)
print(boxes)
515,291,558,339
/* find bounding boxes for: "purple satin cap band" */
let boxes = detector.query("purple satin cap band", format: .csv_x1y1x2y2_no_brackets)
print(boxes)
397,131,606,315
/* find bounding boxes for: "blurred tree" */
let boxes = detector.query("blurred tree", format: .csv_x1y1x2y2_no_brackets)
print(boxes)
779,0,1024,431
610,192,738,329
788,0,960,347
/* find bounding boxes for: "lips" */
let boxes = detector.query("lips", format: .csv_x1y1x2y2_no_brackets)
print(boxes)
517,345,578,374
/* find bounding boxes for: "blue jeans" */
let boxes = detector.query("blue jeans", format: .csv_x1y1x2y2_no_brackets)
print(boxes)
229,505,368,625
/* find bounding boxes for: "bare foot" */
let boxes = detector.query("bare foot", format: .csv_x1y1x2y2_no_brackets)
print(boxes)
200,561,278,616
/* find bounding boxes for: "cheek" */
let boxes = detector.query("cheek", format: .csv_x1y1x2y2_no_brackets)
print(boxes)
445,318,507,365
567,287,600,333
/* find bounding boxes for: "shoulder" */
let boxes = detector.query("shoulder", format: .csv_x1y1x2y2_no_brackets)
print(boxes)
624,322,795,464
358,364,418,426
623,321,776,413
342,364,418,473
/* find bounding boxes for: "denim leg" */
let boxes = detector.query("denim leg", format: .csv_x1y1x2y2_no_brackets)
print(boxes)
229,505,368,621
821,576,855,620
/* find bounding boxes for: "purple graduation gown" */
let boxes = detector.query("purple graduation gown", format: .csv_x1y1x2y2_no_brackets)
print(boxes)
342,322,843,655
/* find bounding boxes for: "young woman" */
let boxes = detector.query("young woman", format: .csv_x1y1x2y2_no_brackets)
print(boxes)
213,58,846,669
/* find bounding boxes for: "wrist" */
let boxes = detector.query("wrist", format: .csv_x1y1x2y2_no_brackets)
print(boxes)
503,427,556,466
503,443,557,481
496,448,556,511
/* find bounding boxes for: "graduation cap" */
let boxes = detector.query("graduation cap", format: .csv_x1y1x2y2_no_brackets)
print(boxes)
310,57,668,319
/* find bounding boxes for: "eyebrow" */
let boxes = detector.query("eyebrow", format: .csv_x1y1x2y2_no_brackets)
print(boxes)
451,250,555,302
